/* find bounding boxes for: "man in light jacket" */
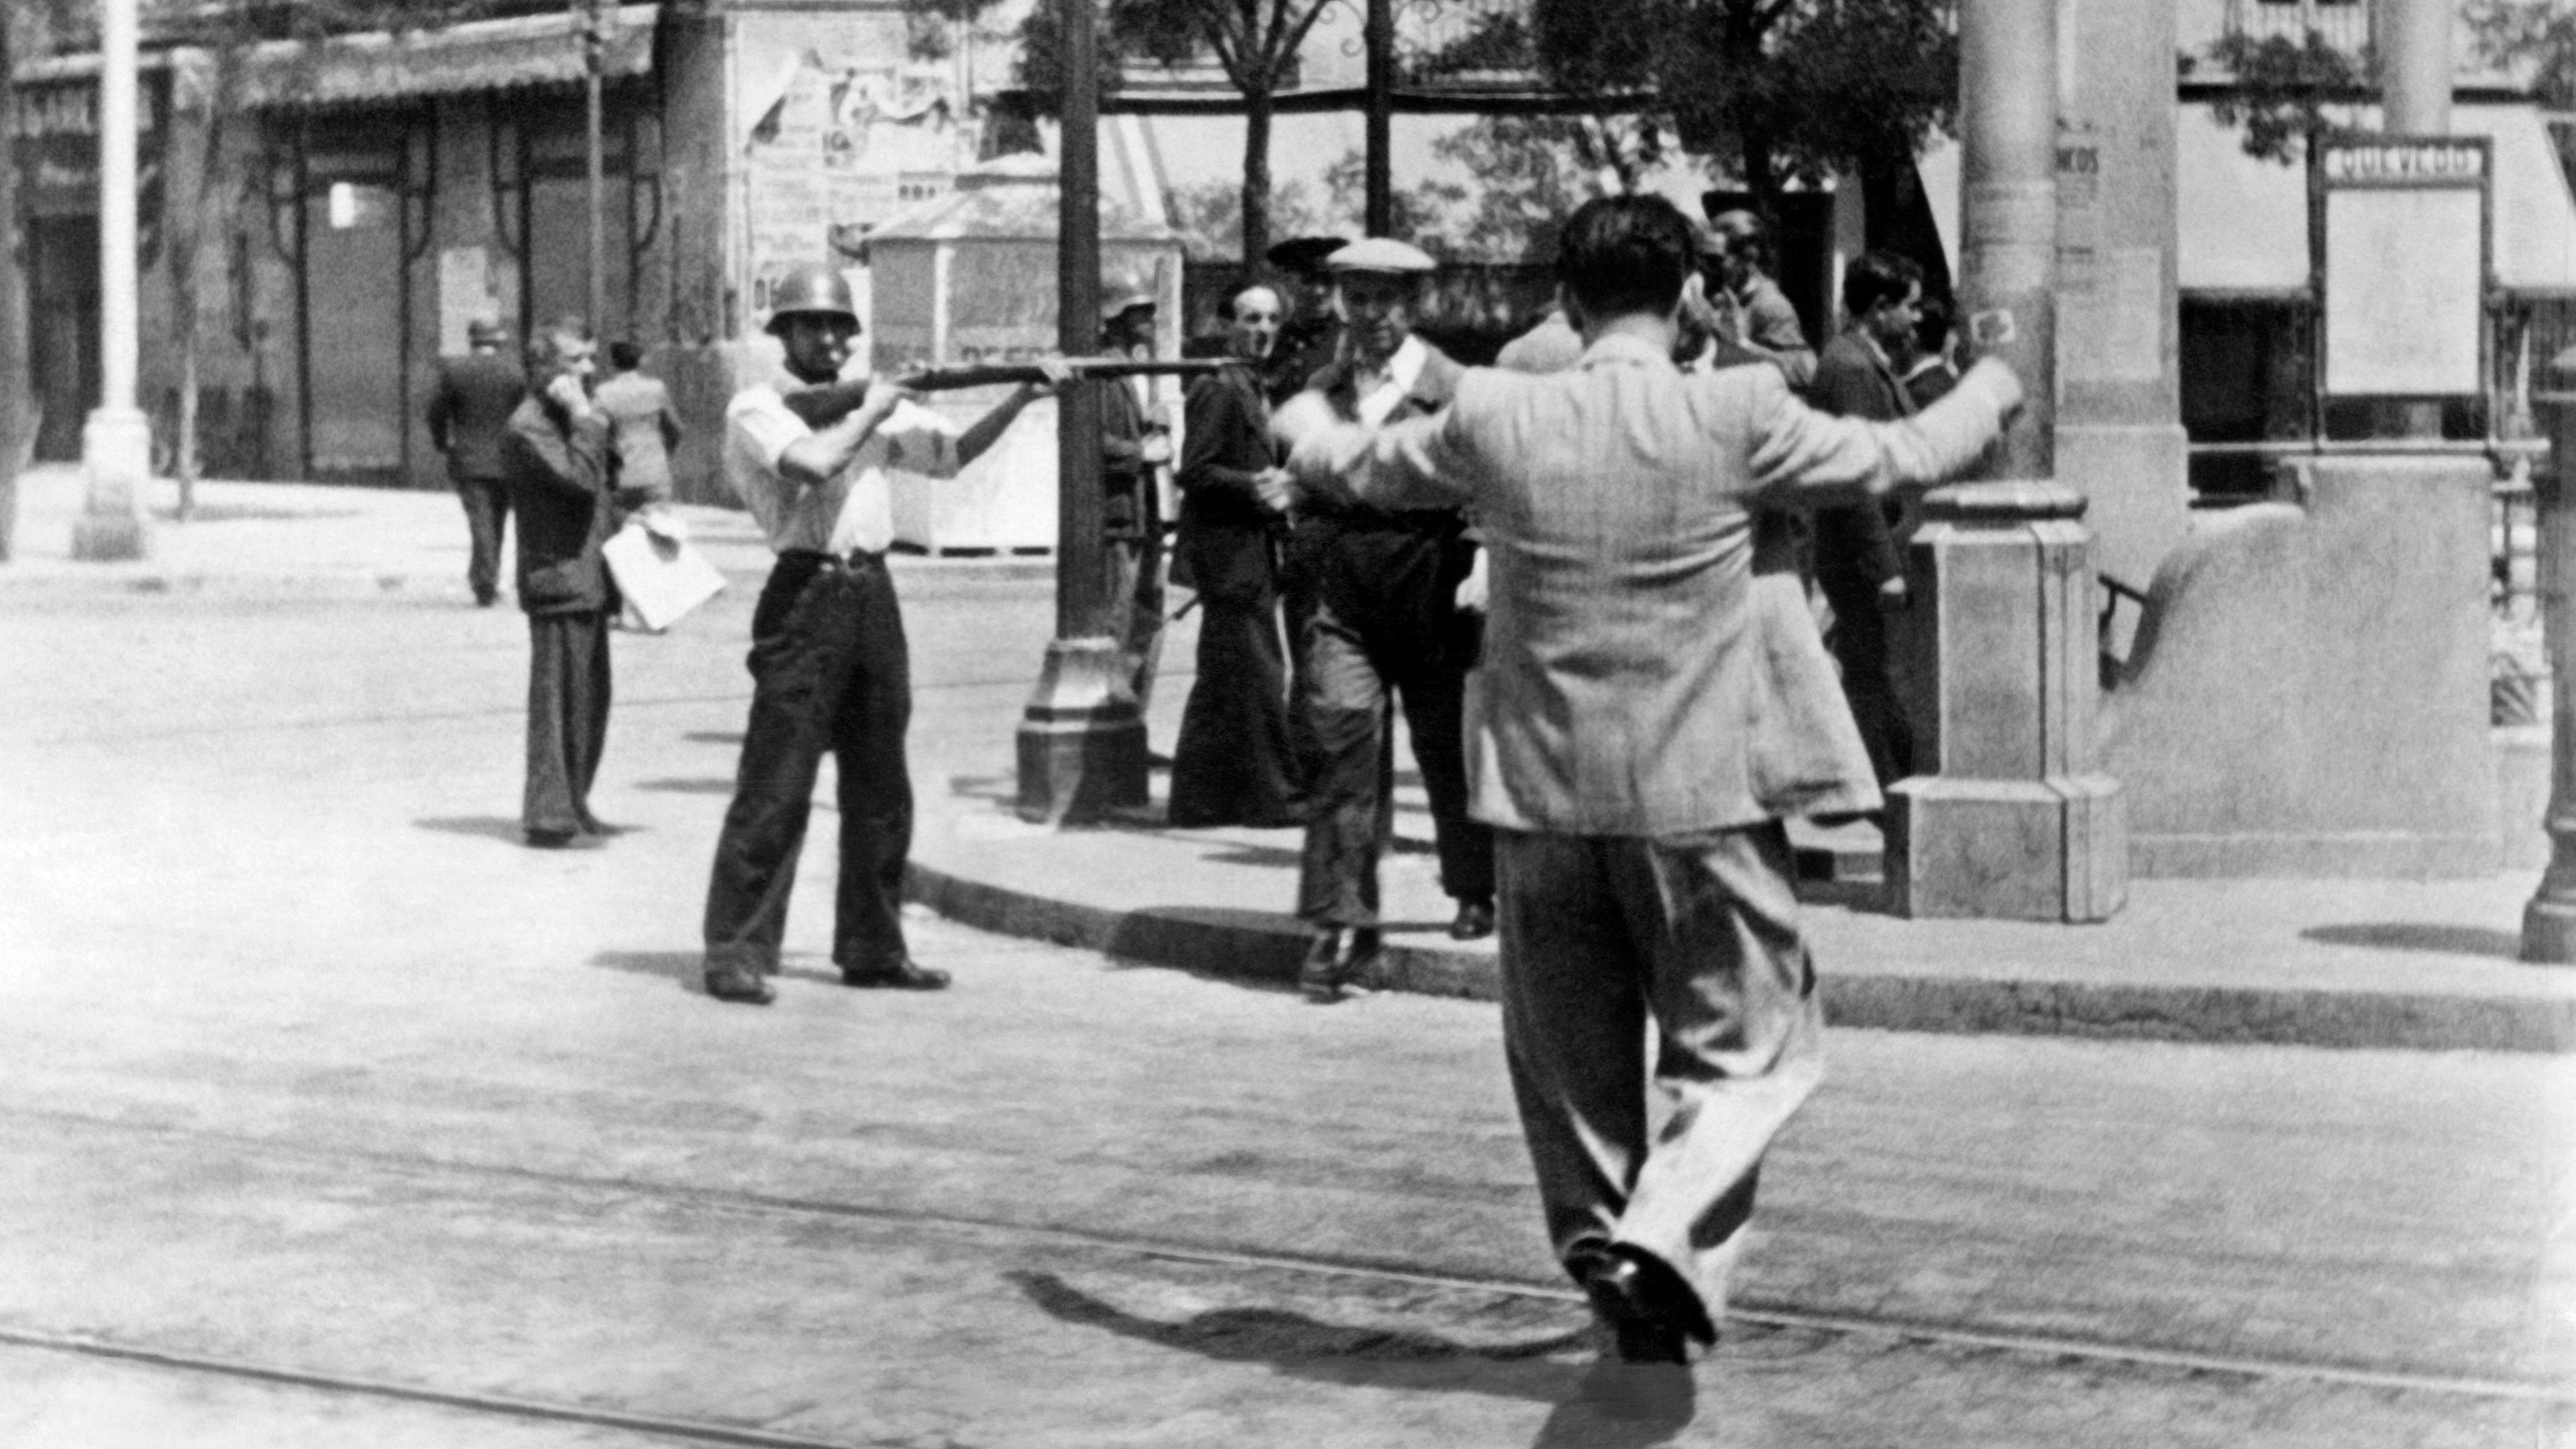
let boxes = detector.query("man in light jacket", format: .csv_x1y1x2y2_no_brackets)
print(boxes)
1273,195,2018,1364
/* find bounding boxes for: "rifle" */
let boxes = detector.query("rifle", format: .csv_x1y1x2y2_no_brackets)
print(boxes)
780,357,1246,429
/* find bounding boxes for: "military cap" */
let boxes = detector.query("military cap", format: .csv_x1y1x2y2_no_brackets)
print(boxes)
1264,235,1350,274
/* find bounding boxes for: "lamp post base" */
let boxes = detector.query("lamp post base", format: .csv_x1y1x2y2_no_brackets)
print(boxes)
2521,891,2576,965
72,405,151,562
1015,636,1148,825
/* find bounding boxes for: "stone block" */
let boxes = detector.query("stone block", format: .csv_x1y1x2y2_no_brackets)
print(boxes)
2102,458,2498,877
1888,774,2127,922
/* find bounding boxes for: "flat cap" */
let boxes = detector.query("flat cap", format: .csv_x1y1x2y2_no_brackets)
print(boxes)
1265,235,1349,272
1325,237,1436,274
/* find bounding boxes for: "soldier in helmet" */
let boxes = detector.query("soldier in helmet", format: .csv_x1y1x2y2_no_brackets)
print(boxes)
426,316,527,606
698,262,1059,1006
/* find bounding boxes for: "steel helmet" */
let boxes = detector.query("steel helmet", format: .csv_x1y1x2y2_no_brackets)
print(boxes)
765,262,859,334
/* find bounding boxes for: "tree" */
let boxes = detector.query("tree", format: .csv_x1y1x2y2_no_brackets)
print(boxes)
1164,176,1326,260
0,0,86,558
2465,0,2576,111
2198,27,2369,167
1519,0,1957,219
916,0,1338,268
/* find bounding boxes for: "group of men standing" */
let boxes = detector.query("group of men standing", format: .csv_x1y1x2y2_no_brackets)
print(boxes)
423,204,2015,1371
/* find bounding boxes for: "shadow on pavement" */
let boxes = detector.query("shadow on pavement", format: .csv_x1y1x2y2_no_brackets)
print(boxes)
1010,1270,1610,1397
415,814,533,845
590,949,850,989
635,777,737,796
2302,922,2521,959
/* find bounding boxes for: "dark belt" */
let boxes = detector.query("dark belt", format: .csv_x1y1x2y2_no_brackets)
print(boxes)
776,547,888,574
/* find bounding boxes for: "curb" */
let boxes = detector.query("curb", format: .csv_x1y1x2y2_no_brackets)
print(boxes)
904,863,2576,1053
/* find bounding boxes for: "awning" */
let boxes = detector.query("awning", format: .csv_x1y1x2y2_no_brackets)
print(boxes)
235,3,657,109
1915,98,2576,297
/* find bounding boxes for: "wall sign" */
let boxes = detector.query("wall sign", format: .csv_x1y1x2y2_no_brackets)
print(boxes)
2317,135,2490,398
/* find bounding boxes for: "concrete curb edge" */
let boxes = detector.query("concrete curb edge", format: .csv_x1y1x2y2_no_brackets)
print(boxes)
904,863,2576,1053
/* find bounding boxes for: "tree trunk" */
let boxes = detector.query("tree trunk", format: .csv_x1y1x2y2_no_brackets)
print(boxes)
0,11,24,561
1240,84,1275,270
1741,129,1780,223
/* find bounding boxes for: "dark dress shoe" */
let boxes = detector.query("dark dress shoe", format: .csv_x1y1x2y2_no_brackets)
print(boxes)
1581,1252,1709,1364
841,958,951,990
525,827,579,849
1449,897,1496,941
704,966,776,1006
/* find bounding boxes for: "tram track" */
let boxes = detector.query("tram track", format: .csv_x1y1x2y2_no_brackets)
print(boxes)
4,1099,2565,1434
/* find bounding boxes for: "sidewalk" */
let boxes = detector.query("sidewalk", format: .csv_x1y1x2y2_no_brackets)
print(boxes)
9,468,2569,1053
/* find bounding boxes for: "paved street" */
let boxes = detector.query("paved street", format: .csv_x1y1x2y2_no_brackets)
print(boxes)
1,543,2572,1444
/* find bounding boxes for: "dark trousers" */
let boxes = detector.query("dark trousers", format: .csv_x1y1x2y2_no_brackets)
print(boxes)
702,551,913,975
1169,583,1304,828
457,476,512,603
1497,821,1824,1337
1293,531,1494,925
523,610,612,837
1821,580,1911,789
1105,526,1167,716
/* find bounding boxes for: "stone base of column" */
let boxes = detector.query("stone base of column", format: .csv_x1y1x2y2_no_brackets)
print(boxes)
72,405,152,562
1016,636,1148,825
1886,773,2127,922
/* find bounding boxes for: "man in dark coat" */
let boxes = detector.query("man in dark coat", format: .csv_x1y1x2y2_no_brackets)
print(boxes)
500,316,619,847
1262,235,1347,406
1808,250,1928,791
1169,281,1304,828
425,317,527,606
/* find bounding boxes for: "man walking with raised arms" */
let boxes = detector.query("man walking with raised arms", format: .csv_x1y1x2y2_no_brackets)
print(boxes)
1274,196,2019,1362
699,262,1053,1006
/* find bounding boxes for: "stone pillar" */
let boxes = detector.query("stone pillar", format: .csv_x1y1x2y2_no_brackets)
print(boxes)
2523,352,2576,961
2055,0,2188,594
1016,0,1148,824
74,0,150,563
1886,0,2127,922
2376,0,2453,136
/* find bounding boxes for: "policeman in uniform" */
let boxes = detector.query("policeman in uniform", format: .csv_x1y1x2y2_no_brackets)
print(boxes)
698,264,1055,1005
1277,237,1497,1003
1261,235,1348,406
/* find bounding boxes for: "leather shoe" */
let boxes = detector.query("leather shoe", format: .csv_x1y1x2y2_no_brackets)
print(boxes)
1581,1252,1705,1365
841,957,951,990
1449,897,1496,941
704,965,775,1006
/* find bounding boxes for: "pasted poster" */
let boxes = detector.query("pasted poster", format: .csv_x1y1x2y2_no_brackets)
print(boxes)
737,9,973,331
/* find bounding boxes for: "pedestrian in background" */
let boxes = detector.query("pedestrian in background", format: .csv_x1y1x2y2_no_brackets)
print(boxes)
1903,297,1962,411
1279,237,1496,1005
595,340,685,513
1809,250,1930,793
500,315,619,848
698,263,1055,1006
1262,236,1348,405
426,317,525,607
1700,211,1817,390
1098,286,1172,720
1274,193,2017,1365
1168,281,1305,828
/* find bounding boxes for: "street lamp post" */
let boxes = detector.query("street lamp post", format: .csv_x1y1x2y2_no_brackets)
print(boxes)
2522,350,2576,963
1362,0,1393,236
582,0,608,333
1883,0,2127,920
72,0,152,562
1014,0,1149,823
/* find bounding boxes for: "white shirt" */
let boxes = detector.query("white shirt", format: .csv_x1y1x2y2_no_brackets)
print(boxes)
724,378,960,556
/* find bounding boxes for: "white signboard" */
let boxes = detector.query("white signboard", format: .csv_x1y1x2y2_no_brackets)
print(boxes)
2320,138,2489,398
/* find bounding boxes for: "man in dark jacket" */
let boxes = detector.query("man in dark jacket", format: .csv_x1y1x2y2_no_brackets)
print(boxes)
425,317,527,606
1262,235,1347,406
500,315,619,847
1169,281,1303,828
1808,250,1927,790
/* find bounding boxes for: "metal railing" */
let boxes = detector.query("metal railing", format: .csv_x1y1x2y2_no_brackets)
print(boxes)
2222,0,2370,52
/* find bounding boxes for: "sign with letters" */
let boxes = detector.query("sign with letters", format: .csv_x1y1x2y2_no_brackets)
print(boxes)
2317,136,2490,398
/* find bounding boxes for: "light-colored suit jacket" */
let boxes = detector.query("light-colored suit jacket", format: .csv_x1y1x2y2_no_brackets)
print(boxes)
1281,330,2017,837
